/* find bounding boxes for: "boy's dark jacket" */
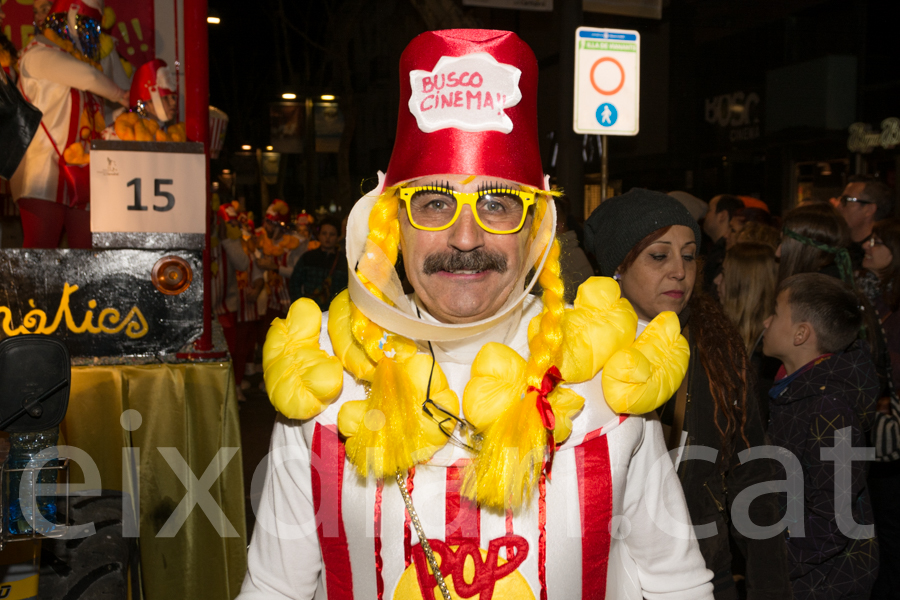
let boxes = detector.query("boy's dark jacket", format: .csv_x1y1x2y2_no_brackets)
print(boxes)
667,306,791,600
767,341,880,599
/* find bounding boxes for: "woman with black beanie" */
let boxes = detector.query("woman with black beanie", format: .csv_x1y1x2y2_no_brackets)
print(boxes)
585,188,790,600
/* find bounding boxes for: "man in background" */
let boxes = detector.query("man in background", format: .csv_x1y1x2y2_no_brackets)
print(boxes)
701,193,743,294
834,176,895,270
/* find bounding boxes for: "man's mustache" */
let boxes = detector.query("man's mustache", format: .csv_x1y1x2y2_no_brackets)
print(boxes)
422,250,508,275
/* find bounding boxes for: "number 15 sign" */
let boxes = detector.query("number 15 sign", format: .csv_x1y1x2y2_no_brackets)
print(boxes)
90,141,206,235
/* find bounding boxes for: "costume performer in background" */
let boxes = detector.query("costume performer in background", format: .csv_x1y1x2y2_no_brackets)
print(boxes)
256,198,306,342
102,58,186,142
11,0,128,249
239,29,714,599
212,202,264,402
33,0,53,30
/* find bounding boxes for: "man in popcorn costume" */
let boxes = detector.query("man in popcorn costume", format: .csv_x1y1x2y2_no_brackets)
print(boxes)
240,30,714,600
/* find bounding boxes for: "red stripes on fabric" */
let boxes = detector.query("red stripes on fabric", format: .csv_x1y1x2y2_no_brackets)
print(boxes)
505,509,514,536
576,433,613,600
311,424,354,599
538,473,548,600
445,461,480,544
404,467,415,568
582,415,629,444
374,480,384,600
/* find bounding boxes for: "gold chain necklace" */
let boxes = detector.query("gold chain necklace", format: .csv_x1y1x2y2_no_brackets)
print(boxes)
395,470,452,600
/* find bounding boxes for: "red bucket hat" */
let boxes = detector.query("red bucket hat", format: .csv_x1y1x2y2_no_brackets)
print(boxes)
384,29,543,190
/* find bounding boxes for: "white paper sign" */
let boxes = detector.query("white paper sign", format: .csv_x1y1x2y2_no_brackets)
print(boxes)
573,27,640,136
90,144,206,234
408,53,522,134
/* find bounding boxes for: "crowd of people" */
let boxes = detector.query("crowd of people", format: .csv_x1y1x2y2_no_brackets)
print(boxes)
572,179,897,599
211,197,348,401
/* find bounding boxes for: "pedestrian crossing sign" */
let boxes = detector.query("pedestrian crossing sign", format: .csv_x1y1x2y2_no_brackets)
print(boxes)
574,27,640,136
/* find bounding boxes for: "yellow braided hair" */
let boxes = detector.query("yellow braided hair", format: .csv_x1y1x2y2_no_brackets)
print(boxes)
336,189,441,478
461,195,567,509
349,189,400,361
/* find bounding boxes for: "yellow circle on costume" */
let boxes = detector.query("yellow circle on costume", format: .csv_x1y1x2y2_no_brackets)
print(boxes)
393,546,535,600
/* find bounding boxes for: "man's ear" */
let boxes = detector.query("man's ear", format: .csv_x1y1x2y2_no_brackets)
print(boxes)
717,210,729,226
793,322,813,347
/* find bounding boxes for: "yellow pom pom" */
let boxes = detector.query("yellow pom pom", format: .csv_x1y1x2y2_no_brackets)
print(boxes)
553,277,638,384
114,113,137,140
265,347,344,420
143,119,160,136
63,143,90,165
601,311,690,414
463,342,527,431
133,120,152,141
548,386,584,444
262,299,344,419
168,123,186,142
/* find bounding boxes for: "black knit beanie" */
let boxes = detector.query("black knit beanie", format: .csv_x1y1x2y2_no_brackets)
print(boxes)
584,188,703,277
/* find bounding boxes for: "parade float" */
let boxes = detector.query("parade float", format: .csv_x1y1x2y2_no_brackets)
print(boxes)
0,1,245,597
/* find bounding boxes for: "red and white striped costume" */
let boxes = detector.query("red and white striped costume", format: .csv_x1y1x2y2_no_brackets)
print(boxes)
212,237,262,323
239,297,714,600
11,35,125,205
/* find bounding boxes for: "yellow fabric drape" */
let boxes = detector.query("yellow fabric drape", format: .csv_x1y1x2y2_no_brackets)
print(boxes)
64,363,246,600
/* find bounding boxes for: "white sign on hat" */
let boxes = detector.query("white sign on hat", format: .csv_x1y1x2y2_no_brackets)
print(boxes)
408,53,522,134
573,27,640,136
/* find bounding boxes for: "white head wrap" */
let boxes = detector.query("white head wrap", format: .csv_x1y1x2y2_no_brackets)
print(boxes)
345,172,556,342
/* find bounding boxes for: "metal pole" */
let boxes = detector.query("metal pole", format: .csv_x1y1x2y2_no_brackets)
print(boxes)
557,0,584,218
600,135,608,202
184,0,212,351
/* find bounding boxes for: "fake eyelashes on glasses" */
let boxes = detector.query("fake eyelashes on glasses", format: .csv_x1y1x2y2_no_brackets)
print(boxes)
415,181,521,195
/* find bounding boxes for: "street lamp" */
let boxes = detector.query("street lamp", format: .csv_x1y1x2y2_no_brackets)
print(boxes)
282,93,297,100
320,94,335,101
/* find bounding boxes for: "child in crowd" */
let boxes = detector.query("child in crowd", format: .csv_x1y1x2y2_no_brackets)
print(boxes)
763,273,879,599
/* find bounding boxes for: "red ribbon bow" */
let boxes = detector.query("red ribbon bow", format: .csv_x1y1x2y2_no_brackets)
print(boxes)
529,366,563,431
528,366,564,478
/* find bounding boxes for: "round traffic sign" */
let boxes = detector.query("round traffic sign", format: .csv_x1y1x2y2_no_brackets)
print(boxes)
590,57,626,96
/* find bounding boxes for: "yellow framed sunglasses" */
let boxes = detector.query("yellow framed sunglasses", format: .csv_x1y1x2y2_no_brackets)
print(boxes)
398,183,536,234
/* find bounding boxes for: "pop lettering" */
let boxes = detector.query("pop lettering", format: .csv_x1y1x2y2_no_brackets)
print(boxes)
412,535,528,600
